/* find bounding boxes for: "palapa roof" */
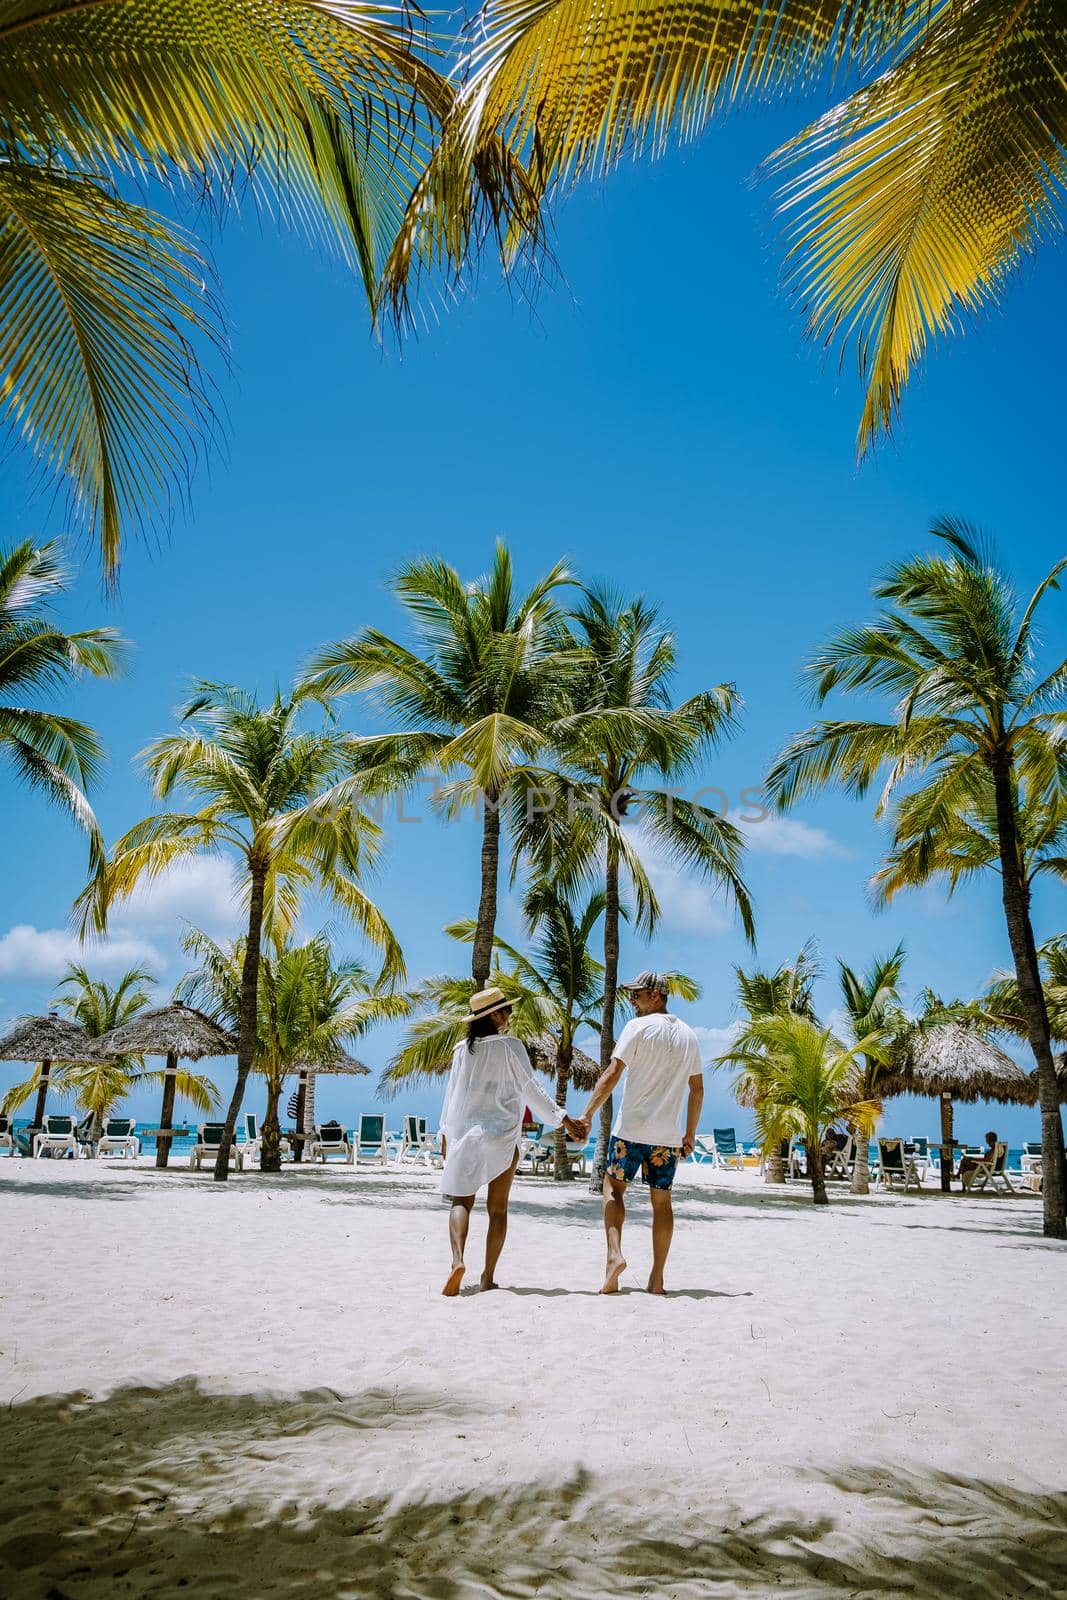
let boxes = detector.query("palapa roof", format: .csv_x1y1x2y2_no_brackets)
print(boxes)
1026,1052,1067,1106
295,1050,370,1078
0,1012,96,1062
524,1033,600,1092
879,1022,1032,1105
89,1003,237,1061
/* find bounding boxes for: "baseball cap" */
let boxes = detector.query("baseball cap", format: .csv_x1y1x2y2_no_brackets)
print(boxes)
621,970,669,996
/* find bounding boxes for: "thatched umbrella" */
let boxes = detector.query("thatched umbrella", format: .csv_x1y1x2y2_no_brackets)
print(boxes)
524,1033,600,1094
1025,1052,1067,1106
879,1023,1032,1192
289,1050,370,1163
89,1004,236,1169
0,1013,97,1134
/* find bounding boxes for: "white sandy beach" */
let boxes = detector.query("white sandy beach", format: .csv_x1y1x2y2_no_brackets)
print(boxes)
1,1158,1065,1599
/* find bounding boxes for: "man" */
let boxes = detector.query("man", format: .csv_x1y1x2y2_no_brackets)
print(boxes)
577,971,704,1295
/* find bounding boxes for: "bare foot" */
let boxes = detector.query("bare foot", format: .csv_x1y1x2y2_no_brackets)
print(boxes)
647,1276,666,1296
600,1255,627,1294
479,1275,498,1292
442,1264,465,1297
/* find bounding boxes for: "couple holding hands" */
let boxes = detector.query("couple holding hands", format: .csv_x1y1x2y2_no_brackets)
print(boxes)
439,971,704,1296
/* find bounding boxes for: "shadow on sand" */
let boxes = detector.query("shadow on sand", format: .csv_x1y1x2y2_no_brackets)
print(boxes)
1,1381,1064,1598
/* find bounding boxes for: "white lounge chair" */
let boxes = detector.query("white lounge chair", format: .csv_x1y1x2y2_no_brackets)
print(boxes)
710,1127,746,1170
352,1113,389,1166
97,1117,140,1159
190,1122,243,1171
0,1114,14,1156
825,1133,855,1180
1020,1141,1042,1178
692,1134,716,1165
962,1140,1015,1194
396,1114,430,1164
34,1114,79,1159
241,1112,290,1168
787,1135,805,1180
308,1121,355,1163
907,1135,935,1180
876,1137,922,1192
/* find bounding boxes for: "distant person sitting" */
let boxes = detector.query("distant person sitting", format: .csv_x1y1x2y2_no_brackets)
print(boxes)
958,1130,997,1184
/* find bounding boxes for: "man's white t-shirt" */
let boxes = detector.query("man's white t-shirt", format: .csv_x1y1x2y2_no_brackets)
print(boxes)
611,1012,703,1147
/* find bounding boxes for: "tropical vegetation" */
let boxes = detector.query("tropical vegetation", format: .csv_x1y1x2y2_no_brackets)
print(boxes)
75,679,403,1182
766,519,1067,1237
0,540,125,870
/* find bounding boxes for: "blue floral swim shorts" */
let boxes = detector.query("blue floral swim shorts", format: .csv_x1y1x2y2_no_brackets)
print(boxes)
605,1137,680,1190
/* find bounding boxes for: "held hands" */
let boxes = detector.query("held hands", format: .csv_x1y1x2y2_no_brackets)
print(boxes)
563,1115,588,1141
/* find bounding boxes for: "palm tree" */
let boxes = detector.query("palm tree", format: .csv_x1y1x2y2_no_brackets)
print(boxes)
1,1,464,578
304,543,576,988
720,943,819,1183
0,540,125,870
177,928,404,1172
518,587,754,1189
2,964,216,1135
836,946,909,1195
767,519,1067,1237
723,1013,879,1206
386,3,1061,451
76,679,403,1182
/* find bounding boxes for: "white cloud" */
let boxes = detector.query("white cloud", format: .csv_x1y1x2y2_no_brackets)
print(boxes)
118,856,240,936
0,924,163,982
639,838,733,936
730,811,846,859
692,1021,742,1054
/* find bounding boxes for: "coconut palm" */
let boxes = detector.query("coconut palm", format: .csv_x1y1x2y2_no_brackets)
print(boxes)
177,928,404,1172
719,943,819,1183
75,678,403,1182
0,540,125,869
304,542,577,988
0,0,466,578
836,946,908,1194
766,519,1067,1237
518,586,754,1187
387,2,1063,450
1,964,216,1136
722,1013,879,1205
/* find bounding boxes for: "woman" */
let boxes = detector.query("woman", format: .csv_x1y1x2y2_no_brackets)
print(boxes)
440,986,584,1296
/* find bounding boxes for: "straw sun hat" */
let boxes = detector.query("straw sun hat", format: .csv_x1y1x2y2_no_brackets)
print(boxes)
463,986,513,1023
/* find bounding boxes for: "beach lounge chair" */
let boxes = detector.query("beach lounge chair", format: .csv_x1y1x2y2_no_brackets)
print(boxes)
692,1134,716,1164
962,1140,1014,1194
97,1117,140,1159
396,1114,431,1164
876,1137,922,1192
565,1138,588,1175
787,1136,805,1180
0,1114,14,1156
711,1128,746,1170
350,1114,387,1166
825,1133,855,1180
190,1122,243,1171
34,1115,79,1159
241,1112,291,1167
519,1130,552,1174
306,1120,354,1163
1020,1141,1042,1177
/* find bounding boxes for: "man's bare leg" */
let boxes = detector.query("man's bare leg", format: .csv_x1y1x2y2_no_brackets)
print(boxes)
601,1175,628,1293
481,1148,520,1290
445,1195,474,1295
648,1187,674,1294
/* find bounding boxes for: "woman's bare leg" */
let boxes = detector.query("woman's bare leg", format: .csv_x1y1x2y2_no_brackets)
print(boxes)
481,1149,520,1290
444,1195,474,1295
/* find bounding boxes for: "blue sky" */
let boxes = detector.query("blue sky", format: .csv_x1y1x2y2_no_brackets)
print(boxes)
2,102,1064,1144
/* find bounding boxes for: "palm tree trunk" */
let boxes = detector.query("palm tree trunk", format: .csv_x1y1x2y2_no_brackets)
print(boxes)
471,793,501,988
808,1138,829,1206
590,841,620,1194
293,1070,307,1163
938,1094,955,1193
553,1045,572,1181
30,1058,52,1134
260,1077,283,1172
156,1052,178,1170
213,859,267,1183
991,758,1066,1237
850,1066,874,1195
